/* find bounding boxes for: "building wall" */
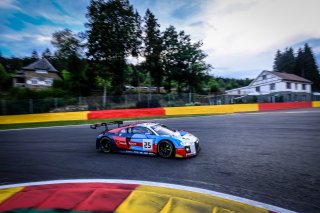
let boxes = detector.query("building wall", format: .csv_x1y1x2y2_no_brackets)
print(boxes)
227,71,312,95
225,87,252,95
271,82,311,93
24,70,61,89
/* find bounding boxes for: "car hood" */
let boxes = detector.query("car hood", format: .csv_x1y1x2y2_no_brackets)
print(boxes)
172,131,198,143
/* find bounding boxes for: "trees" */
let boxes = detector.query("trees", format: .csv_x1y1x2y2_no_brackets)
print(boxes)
51,29,84,59
300,44,320,91
294,48,306,77
132,10,143,58
42,48,53,61
273,44,320,91
143,9,163,93
273,50,282,71
2,1,216,97
0,64,11,90
273,48,295,73
31,50,39,60
86,0,138,96
162,25,179,92
162,26,211,93
51,29,88,95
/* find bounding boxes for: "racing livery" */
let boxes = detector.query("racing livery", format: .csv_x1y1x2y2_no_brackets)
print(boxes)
90,121,200,158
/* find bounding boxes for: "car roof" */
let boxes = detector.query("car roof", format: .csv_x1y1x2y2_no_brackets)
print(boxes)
108,122,159,133
136,122,159,128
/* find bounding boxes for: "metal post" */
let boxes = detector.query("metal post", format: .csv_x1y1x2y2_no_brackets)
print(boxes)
29,99,33,114
54,98,58,109
102,81,107,109
1,99,6,115
125,95,128,108
148,71,151,108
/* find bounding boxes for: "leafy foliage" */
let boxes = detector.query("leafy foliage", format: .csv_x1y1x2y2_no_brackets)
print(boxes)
86,0,139,95
143,9,163,93
273,48,295,73
273,44,320,90
0,64,11,90
162,26,211,93
51,29,84,58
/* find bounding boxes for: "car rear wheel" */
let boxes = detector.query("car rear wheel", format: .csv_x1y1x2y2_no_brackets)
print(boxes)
99,137,112,153
158,140,174,158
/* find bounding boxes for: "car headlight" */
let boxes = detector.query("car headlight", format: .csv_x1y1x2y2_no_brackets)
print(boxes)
180,141,192,146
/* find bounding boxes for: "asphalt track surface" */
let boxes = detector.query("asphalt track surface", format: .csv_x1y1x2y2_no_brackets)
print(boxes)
1,108,320,212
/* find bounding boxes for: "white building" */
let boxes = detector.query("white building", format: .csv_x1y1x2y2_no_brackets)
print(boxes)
225,70,312,103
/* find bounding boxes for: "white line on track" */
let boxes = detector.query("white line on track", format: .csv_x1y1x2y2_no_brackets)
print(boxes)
0,179,296,213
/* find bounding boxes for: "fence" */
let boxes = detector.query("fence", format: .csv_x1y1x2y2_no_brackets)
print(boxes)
0,93,211,115
1,92,320,115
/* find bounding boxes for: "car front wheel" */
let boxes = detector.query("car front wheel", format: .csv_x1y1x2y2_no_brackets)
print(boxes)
158,140,174,158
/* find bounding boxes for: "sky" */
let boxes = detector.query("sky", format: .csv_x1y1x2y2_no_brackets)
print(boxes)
1,0,320,79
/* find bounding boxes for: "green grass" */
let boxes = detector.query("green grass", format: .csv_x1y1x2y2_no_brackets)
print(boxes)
0,114,218,130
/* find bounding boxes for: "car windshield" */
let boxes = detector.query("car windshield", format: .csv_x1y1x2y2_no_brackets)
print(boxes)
151,124,175,136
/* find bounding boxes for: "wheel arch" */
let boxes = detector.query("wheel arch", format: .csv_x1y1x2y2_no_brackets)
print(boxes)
157,139,176,157
96,136,113,149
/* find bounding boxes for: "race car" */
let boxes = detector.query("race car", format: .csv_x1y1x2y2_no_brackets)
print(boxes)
90,121,200,158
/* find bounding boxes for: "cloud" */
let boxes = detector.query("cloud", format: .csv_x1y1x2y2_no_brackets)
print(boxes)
191,0,320,77
0,0,89,57
136,0,320,77
0,0,22,11
1,0,320,78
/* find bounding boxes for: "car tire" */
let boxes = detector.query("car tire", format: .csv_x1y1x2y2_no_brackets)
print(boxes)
99,137,112,153
157,140,175,158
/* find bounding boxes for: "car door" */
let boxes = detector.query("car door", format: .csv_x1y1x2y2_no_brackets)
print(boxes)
130,126,156,152
113,128,130,150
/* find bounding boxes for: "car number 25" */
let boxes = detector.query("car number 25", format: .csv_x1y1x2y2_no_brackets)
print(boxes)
143,139,153,150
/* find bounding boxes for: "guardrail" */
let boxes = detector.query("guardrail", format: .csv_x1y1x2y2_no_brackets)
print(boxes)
0,101,319,125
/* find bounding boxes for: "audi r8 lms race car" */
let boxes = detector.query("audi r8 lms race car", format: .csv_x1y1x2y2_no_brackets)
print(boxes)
90,121,200,158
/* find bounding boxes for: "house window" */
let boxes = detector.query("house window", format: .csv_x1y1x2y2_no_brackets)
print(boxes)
256,86,260,92
295,83,298,90
31,79,38,85
302,84,306,90
286,82,291,89
270,83,275,90
36,69,48,74
44,79,53,86
262,75,266,80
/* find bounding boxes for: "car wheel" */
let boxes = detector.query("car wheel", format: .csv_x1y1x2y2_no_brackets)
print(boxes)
99,137,112,153
158,140,174,158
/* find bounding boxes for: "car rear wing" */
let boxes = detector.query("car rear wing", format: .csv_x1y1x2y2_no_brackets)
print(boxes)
90,121,123,130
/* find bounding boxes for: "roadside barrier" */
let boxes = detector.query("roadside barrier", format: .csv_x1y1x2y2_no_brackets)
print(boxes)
0,111,88,124
258,102,312,111
312,101,320,107
0,102,319,124
88,108,165,119
164,103,259,116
